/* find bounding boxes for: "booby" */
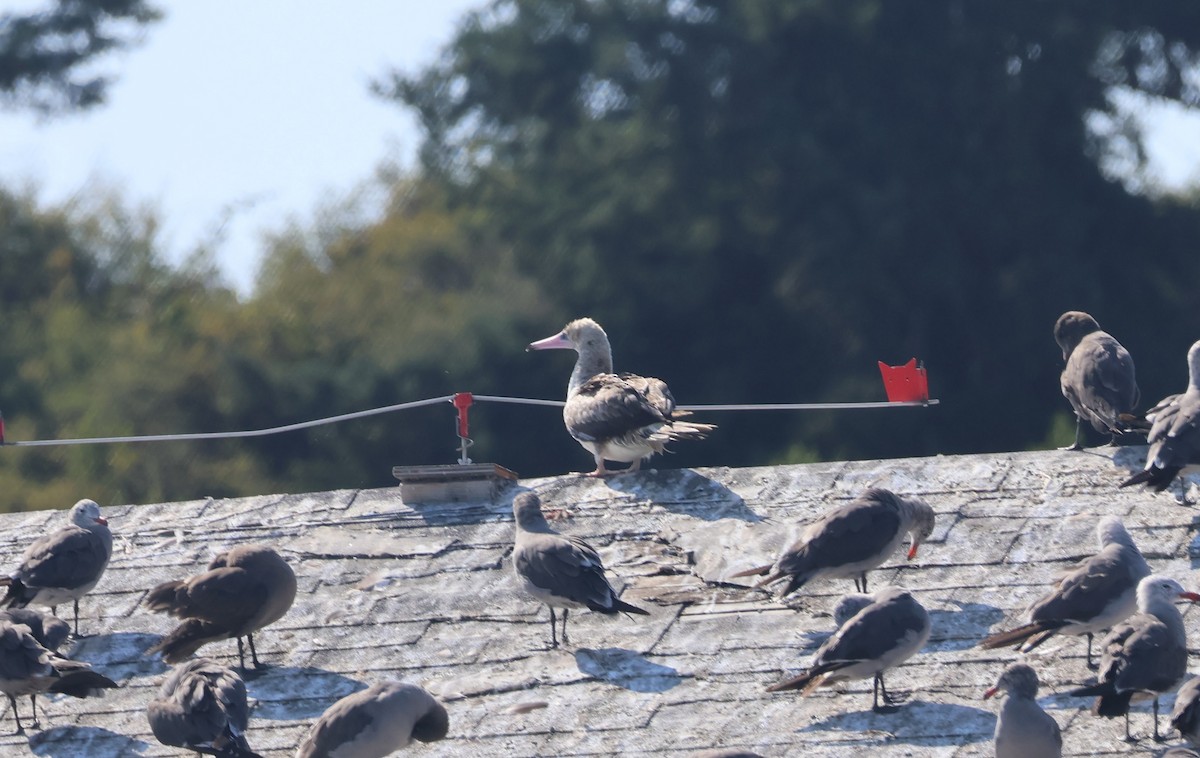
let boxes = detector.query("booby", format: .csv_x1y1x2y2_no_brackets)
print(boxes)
0,498,112,637
731,488,935,596
527,317,714,476
979,516,1150,668
1053,311,1139,450
1067,575,1200,742
765,587,930,713
1121,340,1200,502
511,492,648,648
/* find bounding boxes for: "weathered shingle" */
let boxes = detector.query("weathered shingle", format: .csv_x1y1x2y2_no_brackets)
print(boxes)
1,445,1195,756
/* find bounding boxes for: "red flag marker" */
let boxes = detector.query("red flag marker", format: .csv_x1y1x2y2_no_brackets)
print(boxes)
878,359,930,403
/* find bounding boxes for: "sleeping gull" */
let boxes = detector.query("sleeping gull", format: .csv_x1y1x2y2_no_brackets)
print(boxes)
147,658,260,757
527,317,715,476
979,515,1150,668
146,545,297,672
1121,340,1200,503
731,488,935,596
1172,675,1200,748
297,681,448,758
1067,574,1200,742
0,498,112,637
512,492,648,648
1054,311,1139,450
765,587,930,713
985,662,1062,758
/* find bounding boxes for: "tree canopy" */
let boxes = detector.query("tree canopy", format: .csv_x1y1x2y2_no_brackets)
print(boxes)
0,0,160,113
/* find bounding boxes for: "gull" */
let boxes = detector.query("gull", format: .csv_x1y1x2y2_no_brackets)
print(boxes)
146,545,297,672
1054,311,1139,450
731,488,935,596
979,515,1150,668
984,662,1062,758
0,498,112,636
1121,340,1200,503
147,658,260,757
296,681,448,758
527,317,714,476
765,587,931,713
511,492,648,648
1067,575,1200,742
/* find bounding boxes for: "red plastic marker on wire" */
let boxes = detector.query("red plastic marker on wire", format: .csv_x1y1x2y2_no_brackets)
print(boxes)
878,358,930,403
452,393,474,463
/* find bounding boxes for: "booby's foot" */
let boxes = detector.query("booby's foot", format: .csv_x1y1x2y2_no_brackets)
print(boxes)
1058,443,1085,452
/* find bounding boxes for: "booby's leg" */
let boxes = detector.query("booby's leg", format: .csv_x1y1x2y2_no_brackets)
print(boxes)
585,451,611,478
626,457,643,473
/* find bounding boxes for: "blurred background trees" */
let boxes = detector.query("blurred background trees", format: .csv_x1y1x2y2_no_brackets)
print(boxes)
2,0,1200,510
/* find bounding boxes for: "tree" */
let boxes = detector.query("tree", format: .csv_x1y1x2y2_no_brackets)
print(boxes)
0,0,161,113
382,0,1200,469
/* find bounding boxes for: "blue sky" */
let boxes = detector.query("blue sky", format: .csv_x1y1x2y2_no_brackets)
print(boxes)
1,1,1197,296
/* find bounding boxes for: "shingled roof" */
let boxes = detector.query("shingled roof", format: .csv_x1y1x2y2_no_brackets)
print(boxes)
1,445,1196,756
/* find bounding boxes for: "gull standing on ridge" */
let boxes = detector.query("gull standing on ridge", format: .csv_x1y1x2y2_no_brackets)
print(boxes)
511,492,648,648
527,317,715,476
984,662,1062,758
979,515,1150,668
766,587,931,713
1067,575,1200,742
731,488,936,596
147,658,261,757
0,498,113,637
1121,340,1200,503
1054,311,1139,451
0,620,118,734
146,545,297,672
297,681,449,758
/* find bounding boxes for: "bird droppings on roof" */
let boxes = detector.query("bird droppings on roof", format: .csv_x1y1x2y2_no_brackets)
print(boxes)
0,445,1197,756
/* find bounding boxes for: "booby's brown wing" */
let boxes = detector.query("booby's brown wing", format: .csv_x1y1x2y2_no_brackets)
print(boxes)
566,374,668,442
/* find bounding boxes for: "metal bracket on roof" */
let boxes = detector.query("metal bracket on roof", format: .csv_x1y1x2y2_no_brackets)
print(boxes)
391,463,518,504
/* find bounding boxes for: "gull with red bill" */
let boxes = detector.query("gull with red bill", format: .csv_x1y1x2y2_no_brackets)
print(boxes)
731,488,935,597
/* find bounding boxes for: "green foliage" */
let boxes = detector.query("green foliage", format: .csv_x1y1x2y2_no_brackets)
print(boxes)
0,0,161,113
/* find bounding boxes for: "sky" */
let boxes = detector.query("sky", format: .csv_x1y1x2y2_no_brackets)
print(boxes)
1,1,1198,297
0,0,485,294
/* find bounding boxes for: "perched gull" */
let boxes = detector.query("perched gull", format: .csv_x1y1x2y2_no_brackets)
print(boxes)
979,516,1150,668
731,488,935,596
0,620,118,735
296,681,449,758
1172,675,1200,748
147,658,260,757
511,492,648,648
1054,311,1139,450
985,662,1062,758
1121,340,1200,503
766,587,930,713
1067,575,1200,742
527,317,715,476
146,545,297,672
0,499,112,637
